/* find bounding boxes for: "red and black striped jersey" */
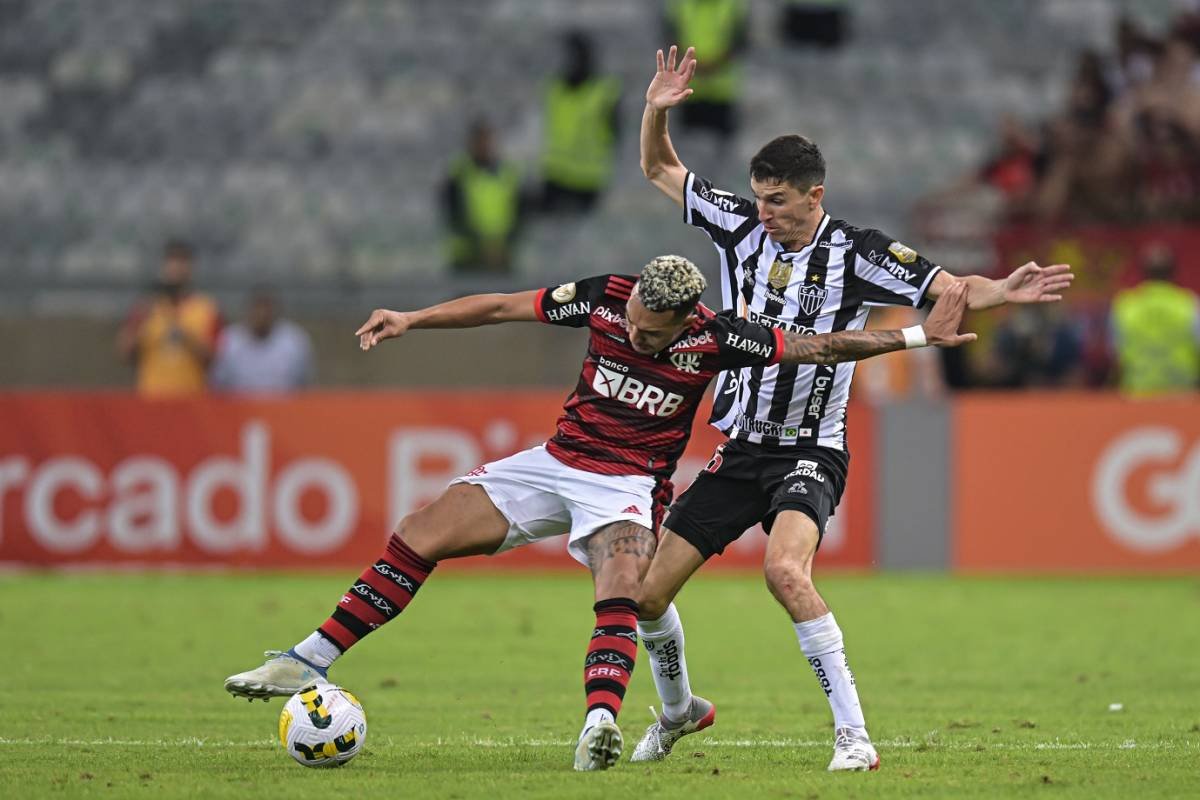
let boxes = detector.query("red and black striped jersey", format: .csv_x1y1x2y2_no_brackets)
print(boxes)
533,273,785,481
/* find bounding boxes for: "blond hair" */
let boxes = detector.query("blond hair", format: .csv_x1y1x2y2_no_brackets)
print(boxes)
636,255,707,313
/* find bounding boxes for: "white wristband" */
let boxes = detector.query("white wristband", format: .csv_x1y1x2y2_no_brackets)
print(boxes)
901,325,927,349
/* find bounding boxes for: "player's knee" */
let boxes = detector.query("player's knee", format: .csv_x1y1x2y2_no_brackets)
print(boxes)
595,569,643,604
636,591,670,622
391,508,440,559
763,555,814,600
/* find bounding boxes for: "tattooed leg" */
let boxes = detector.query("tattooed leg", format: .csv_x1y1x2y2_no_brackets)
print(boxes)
586,520,658,602
577,521,656,747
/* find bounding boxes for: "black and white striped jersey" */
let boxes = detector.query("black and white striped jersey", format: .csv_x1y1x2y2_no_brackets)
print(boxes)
684,172,943,451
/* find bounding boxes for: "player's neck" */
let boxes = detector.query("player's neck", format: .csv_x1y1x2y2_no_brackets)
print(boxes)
780,207,825,252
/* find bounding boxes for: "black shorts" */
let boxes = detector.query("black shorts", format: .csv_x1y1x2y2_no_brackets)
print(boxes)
664,439,849,561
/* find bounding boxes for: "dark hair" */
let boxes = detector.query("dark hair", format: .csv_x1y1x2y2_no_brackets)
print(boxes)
163,239,193,261
750,135,826,191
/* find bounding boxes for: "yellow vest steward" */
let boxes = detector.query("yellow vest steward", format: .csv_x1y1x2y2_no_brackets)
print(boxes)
450,157,520,241
667,0,746,102
542,77,621,191
1112,280,1200,394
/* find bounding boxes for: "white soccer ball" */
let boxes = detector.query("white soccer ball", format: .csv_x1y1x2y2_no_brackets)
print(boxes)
279,683,367,768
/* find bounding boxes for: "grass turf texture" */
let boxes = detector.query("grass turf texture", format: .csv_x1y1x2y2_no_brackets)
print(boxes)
1,572,1196,799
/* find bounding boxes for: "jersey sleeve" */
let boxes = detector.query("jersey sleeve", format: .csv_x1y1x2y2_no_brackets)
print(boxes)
711,312,785,370
683,173,758,249
847,228,943,308
533,275,611,327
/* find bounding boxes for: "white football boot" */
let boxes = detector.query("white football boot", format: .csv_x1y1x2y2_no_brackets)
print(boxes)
827,726,880,771
630,697,716,762
223,649,328,700
573,720,623,771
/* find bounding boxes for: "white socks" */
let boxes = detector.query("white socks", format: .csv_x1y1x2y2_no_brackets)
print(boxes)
794,612,867,732
581,708,614,738
637,604,694,721
293,631,342,670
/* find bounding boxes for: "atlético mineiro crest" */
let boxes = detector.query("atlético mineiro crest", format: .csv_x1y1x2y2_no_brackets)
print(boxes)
797,283,828,316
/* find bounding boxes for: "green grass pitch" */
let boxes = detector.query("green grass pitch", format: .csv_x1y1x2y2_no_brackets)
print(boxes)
1,571,1197,798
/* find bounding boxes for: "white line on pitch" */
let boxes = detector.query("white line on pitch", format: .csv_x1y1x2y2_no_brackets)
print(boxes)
0,736,1194,751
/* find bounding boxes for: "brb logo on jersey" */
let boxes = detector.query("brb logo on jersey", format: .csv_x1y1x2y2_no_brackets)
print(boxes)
593,357,684,417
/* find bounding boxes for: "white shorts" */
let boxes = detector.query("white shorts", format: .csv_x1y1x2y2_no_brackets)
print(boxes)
450,445,656,567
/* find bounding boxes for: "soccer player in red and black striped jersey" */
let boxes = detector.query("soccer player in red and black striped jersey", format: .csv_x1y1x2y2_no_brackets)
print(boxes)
224,254,976,771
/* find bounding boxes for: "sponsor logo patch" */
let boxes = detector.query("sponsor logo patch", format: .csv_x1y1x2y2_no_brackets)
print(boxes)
888,241,918,264
669,330,715,351
698,185,740,213
592,365,685,417
747,310,817,336
725,332,774,358
785,459,826,483
546,300,590,322
768,258,793,290
551,282,577,302
593,305,627,328
866,250,917,282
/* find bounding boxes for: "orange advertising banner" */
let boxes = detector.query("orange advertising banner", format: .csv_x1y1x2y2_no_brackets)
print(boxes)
0,392,875,570
953,394,1200,571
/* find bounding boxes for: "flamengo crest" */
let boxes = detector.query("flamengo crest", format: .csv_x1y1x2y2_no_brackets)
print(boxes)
670,352,702,374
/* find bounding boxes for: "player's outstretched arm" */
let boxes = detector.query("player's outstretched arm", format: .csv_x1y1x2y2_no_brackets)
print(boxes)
780,281,977,365
640,45,696,208
927,261,1074,311
355,290,539,351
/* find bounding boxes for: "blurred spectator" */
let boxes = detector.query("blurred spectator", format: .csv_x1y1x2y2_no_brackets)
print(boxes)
857,306,945,401
538,30,622,214
979,306,1085,388
1110,243,1200,395
443,119,523,274
663,0,748,145
780,0,849,49
915,114,1039,227
1031,49,1126,222
116,241,221,397
1110,15,1159,95
210,288,313,393
1112,35,1200,220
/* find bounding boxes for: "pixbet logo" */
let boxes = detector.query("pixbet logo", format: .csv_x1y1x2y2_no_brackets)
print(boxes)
1091,427,1200,552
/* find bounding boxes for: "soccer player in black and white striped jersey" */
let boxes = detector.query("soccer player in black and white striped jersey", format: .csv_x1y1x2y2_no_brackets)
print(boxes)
629,46,1076,771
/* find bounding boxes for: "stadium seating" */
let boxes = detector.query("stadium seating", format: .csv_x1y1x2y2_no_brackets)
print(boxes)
0,0,1181,310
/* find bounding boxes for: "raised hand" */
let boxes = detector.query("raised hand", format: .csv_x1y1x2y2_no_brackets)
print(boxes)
355,309,411,351
922,281,978,348
646,45,697,110
1003,262,1075,304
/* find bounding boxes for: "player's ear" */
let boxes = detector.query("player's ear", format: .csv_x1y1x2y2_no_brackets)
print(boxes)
809,184,825,207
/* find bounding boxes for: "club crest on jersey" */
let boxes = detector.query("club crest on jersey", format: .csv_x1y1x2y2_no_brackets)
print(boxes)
768,259,793,290
670,351,702,374
551,282,577,302
797,283,828,316
888,241,918,264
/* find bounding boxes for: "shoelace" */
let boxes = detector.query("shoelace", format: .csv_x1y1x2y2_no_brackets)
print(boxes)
833,729,868,750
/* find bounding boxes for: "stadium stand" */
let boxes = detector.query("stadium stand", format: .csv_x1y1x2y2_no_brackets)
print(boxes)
0,0,1184,315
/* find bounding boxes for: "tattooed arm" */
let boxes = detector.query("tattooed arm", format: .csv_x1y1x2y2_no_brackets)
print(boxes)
780,281,977,366
780,329,906,365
